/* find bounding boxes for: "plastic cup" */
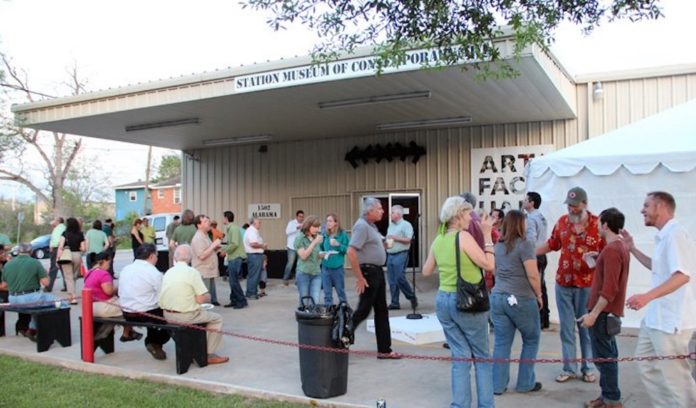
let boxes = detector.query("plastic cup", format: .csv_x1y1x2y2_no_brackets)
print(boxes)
55,300,62,308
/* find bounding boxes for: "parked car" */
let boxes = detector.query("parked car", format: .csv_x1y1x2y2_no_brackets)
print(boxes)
10,234,51,259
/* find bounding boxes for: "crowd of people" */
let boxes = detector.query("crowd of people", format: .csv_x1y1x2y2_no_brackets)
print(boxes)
0,188,694,407
423,189,695,408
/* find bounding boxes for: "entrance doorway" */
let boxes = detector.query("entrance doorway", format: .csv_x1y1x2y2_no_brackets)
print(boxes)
360,193,421,267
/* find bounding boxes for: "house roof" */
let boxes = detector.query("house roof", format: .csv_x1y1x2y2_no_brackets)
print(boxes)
150,176,181,189
114,180,146,190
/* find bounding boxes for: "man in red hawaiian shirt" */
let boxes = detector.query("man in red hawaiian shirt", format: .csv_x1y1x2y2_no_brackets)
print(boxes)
537,187,606,384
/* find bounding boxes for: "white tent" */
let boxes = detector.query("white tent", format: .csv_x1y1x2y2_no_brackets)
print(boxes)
526,98,696,328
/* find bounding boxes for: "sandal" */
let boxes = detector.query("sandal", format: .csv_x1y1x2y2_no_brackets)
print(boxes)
555,372,576,383
120,330,143,342
582,373,597,383
377,351,403,360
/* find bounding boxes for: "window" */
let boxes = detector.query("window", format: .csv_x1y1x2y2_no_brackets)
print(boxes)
152,216,166,231
173,188,181,204
128,191,137,202
157,189,164,199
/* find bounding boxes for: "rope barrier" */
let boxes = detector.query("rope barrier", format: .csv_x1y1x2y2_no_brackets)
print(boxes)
4,295,694,365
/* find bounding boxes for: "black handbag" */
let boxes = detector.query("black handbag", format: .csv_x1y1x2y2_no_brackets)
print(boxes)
455,232,489,313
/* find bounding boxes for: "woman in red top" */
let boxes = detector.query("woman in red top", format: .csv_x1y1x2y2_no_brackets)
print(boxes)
84,252,141,342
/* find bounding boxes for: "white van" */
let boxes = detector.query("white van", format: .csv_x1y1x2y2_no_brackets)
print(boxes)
143,213,179,252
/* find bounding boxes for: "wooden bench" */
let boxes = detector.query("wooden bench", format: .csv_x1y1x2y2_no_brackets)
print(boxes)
80,316,208,375
0,304,72,352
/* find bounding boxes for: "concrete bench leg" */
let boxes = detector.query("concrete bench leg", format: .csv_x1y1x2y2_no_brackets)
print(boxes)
172,326,208,374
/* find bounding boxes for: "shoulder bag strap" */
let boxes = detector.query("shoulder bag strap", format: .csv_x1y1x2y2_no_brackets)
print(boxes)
457,231,486,283
455,232,463,286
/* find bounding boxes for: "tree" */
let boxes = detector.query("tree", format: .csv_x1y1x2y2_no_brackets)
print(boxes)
154,154,181,182
243,0,662,75
0,52,86,217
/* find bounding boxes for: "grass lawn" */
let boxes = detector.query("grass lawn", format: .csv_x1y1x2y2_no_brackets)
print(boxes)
0,354,306,407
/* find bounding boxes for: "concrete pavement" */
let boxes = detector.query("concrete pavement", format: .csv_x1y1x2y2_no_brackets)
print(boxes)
0,251,664,407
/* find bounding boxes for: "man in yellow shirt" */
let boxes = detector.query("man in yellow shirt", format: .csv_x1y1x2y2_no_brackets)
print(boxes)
159,244,228,365
141,218,156,244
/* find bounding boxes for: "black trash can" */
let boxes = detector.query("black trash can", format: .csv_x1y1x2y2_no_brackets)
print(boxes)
295,299,349,398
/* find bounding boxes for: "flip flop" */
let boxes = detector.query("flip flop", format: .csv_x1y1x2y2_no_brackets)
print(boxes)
555,372,576,383
582,373,597,383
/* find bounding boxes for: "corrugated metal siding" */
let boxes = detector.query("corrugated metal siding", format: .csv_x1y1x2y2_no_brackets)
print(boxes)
182,71,696,259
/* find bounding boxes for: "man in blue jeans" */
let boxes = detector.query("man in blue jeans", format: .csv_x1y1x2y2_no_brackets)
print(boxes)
222,211,247,309
282,210,304,286
537,187,604,384
0,243,59,341
579,208,630,408
243,217,267,299
386,205,417,310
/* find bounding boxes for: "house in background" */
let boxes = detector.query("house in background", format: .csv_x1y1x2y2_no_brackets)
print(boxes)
114,180,149,221
150,176,182,214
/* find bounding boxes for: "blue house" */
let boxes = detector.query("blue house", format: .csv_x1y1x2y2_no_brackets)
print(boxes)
114,180,151,221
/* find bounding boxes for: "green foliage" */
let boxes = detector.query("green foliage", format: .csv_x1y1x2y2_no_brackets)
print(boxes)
154,154,181,182
243,0,663,77
0,354,304,407
0,200,50,243
114,211,141,249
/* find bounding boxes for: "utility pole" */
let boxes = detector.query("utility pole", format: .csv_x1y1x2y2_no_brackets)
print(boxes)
143,146,152,215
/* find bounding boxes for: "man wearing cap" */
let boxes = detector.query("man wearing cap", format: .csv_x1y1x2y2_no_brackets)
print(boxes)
386,205,417,310
537,186,605,384
0,243,57,341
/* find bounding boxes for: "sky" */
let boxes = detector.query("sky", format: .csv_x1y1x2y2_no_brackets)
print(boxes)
1,0,695,201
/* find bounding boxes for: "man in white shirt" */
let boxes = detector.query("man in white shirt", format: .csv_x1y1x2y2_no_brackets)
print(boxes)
623,191,696,407
119,243,170,360
282,210,304,285
243,217,267,299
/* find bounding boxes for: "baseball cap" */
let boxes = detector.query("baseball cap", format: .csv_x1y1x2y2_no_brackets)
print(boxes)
564,187,588,206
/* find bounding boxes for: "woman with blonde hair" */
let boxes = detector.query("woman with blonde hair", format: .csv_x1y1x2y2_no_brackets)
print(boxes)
294,215,324,305
422,196,496,407
491,210,543,395
321,213,350,304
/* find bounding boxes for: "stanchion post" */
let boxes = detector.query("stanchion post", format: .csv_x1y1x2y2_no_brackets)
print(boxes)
81,288,94,363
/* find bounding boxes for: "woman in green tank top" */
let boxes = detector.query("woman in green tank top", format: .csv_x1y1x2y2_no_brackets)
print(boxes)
422,195,496,408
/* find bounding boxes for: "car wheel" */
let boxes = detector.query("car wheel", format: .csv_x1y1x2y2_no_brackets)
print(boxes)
34,248,45,259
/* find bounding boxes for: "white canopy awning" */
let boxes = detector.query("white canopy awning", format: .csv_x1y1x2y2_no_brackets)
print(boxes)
528,98,696,178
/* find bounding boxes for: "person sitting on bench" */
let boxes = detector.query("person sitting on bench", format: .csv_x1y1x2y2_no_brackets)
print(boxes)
159,244,229,365
83,251,141,341
0,243,58,341
119,244,171,360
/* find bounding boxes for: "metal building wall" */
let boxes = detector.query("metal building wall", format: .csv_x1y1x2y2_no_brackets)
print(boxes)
182,70,696,259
